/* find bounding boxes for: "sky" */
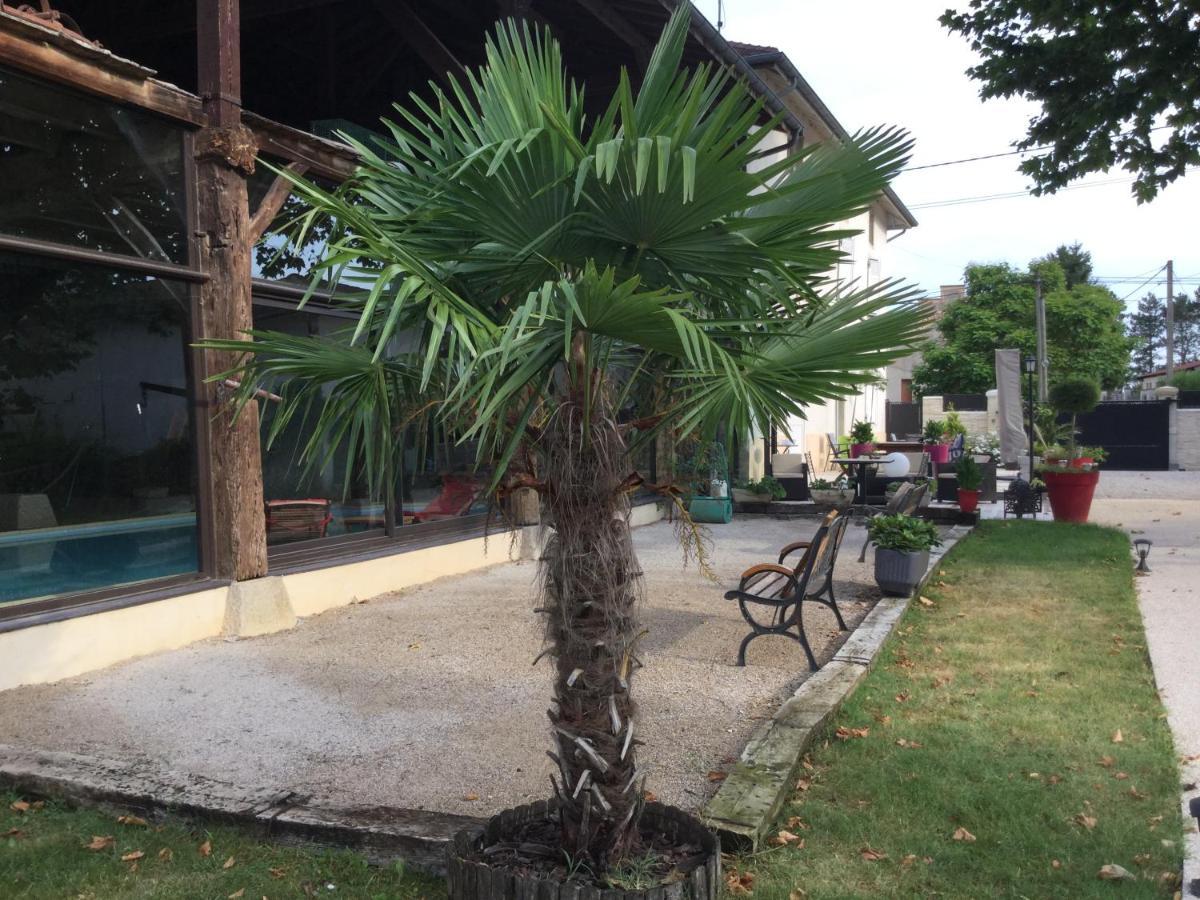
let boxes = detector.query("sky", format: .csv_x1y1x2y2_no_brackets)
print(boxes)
693,0,1200,308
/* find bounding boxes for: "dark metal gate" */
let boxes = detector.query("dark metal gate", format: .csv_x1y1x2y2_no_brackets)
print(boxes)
1074,401,1171,470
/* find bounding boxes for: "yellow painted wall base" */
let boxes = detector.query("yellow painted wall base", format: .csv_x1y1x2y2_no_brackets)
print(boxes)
0,503,665,692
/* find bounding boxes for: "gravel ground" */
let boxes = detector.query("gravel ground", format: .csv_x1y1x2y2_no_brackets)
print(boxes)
0,516,882,817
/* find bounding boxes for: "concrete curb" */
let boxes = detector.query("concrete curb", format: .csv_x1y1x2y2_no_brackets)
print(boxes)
0,745,482,874
700,524,973,850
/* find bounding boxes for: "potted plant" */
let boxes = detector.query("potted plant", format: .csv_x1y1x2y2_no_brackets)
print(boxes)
1071,444,1107,468
954,454,983,513
923,419,950,464
809,476,854,507
732,475,786,504
868,514,942,596
849,420,876,458
1039,378,1102,523
216,10,930,896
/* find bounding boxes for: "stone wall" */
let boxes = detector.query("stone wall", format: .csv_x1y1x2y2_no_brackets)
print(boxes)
1177,408,1200,470
921,394,999,437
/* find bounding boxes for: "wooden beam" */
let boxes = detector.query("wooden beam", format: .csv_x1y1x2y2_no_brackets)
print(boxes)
244,112,358,181
248,162,309,243
574,0,651,69
197,0,241,126
371,0,466,87
0,20,205,126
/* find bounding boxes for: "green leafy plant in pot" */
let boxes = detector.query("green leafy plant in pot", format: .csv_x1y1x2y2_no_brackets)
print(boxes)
923,418,949,464
732,475,785,504
954,454,983,513
850,419,876,458
867,514,942,596
809,476,854,507
1039,379,1102,523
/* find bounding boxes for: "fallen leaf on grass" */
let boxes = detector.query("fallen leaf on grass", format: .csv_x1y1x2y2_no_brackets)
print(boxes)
1074,813,1097,830
86,835,115,851
895,739,923,749
794,777,812,792
952,827,976,842
918,596,935,607
767,830,805,847
4,828,24,838
872,712,891,725
789,890,806,900
725,869,755,895
1113,772,1129,780
706,771,727,782
269,867,287,879
835,726,869,740
9,801,29,813
1098,755,1115,768
860,846,887,861
198,839,212,857
1097,863,1135,881
1111,729,1124,743
223,856,237,869
228,890,245,899
158,848,173,861
785,816,809,830
121,850,144,862
1051,859,1061,869
1133,853,1152,866
901,854,917,868
117,815,148,827
894,692,910,703
1127,786,1147,800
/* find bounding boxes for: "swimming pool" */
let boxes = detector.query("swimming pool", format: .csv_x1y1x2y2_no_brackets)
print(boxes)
0,513,199,605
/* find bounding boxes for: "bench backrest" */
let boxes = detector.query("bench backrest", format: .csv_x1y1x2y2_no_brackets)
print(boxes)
808,510,849,586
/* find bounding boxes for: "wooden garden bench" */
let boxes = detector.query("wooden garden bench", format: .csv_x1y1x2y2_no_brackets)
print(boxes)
726,510,851,670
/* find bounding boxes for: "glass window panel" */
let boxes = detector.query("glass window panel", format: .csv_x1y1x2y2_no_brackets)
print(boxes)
0,252,198,605
0,67,188,263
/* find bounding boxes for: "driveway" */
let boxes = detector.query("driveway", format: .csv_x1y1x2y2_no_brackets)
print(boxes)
1091,471,1200,891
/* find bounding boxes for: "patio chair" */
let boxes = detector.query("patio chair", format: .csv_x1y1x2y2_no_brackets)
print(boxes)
948,433,965,462
265,499,333,542
411,474,481,523
857,482,915,562
726,516,835,670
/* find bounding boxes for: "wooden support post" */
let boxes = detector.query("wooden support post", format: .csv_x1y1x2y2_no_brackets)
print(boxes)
194,0,268,581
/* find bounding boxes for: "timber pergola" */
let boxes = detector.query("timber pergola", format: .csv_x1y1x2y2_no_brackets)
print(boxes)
0,0,797,627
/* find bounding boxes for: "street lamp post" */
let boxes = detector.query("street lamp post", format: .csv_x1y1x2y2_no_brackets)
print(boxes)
1023,354,1037,479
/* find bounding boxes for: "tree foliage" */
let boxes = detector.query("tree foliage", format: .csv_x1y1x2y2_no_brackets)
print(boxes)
940,1,1200,202
207,11,930,871
913,251,1132,394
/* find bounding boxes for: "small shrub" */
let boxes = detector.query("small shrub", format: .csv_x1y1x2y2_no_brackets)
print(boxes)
1048,378,1101,416
955,455,983,491
867,514,942,552
922,419,947,443
1168,369,1200,391
735,476,786,499
850,420,875,444
810,475,849,491
944,410,968,437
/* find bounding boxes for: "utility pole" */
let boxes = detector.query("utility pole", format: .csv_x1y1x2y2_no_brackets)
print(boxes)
1034,277,1048,401
1165,259,1175,380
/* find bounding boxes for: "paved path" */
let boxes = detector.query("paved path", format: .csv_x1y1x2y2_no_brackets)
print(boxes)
1090,471,1200,895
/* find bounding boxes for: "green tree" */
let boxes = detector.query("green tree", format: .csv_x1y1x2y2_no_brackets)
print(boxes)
1037,242,1093,289
1174,289,1200,364
210,13,928,871
913,254,1131,394
940,1,1200,202
1126,293,1165,378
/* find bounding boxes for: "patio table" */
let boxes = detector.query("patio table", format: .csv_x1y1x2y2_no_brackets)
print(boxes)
830,456,880,510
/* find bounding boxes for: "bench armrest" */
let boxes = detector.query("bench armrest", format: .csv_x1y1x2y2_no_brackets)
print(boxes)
777,541,812,565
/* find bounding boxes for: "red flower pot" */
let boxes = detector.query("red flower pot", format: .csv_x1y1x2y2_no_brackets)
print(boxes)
1043,469,1100,523
927,442,950,464
1070,457,1094,467
957,488,980,513
850,442,875,458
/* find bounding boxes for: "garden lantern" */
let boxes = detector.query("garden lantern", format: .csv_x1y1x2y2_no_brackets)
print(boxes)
1133,538,1152,573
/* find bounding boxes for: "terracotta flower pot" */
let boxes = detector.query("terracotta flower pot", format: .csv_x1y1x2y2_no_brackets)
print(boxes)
850,442,875,458
1042,469,1100,523
957,488,980,513
926,442,950,464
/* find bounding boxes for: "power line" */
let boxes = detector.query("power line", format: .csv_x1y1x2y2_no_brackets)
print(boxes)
1115,266,1166,304
903,125,1173,173
908,176,1131,210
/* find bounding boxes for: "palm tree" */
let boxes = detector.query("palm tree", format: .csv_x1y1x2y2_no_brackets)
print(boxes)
211,9,930,872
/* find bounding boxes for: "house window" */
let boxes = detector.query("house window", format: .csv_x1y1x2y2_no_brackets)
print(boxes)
0,252,199,605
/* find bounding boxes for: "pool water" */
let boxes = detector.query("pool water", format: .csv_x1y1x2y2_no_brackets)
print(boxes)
0,513,199,605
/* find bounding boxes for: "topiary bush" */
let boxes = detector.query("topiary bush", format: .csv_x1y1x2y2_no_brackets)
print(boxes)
1048,378,1101,416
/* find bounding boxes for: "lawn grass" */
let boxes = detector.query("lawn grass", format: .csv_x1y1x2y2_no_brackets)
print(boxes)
0,791,445,899
728,520,1184,899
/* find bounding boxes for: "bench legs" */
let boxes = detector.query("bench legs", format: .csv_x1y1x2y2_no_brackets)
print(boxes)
733,598,819,670
807,580,848,631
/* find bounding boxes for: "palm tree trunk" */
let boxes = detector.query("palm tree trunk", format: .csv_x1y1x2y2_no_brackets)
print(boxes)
540,382,645,868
